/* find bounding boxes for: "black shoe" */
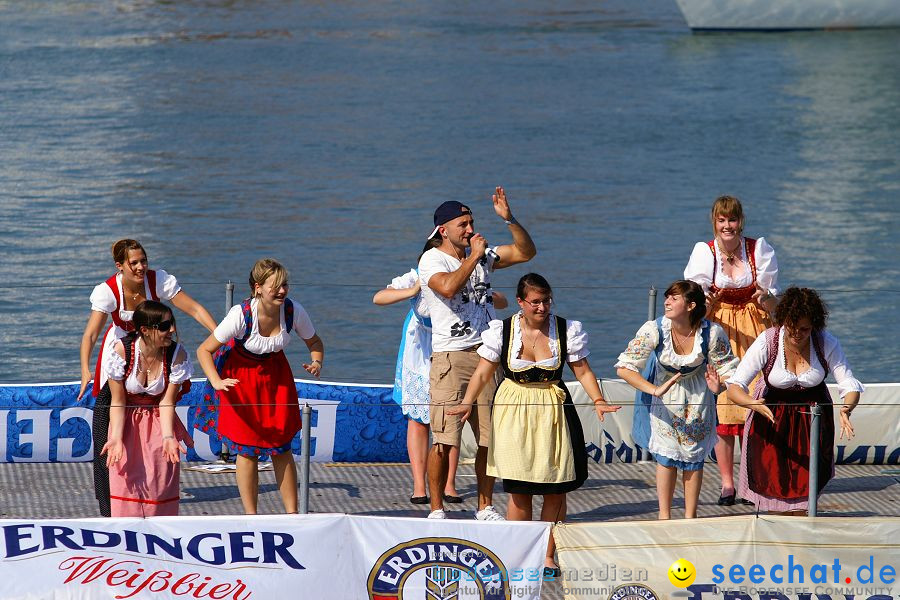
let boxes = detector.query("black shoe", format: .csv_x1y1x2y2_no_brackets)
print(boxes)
738,497,753,505
717,492,736,506
410,496,429,505
443,494,463,504
543,566,562,579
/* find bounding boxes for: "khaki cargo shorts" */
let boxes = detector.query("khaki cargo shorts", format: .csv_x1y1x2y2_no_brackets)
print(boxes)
429,348,499,448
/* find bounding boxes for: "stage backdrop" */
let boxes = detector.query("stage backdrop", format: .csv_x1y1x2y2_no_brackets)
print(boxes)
0,379,896,464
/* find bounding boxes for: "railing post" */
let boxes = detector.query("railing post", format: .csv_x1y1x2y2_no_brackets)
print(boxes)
299,403,312,514
808,403,821,517
225,280,234,316
648,286,657,321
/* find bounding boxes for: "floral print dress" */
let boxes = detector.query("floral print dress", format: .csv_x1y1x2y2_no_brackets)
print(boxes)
616,318,738,464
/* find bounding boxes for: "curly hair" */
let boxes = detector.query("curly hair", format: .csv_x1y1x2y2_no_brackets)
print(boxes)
774,287,828,331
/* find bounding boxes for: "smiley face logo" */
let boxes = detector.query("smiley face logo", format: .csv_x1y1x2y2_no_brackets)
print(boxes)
667,559,696,587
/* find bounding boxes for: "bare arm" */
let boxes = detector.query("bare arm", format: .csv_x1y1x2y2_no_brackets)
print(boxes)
170,290,217,333
373,281,420,306
100,343,127,466
726,383,774,423
78,311,108,400
445,357,500,420
159,380,186,463
492,290,508,310
301,334,325,378
428,250,483,299
616,367,682,397
197,333,239,391
490,187,537,269
838,391,860,440
570,358,621,422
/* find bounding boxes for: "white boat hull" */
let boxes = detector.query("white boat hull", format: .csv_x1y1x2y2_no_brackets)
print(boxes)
674,0,900,30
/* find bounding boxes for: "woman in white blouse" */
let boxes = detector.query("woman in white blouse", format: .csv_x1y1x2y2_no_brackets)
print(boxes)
726,287,862,514
196,258,324,515
79,239,216,517
449,273,620,577
100,301,194,516
684,196,778,506
616,280,738,520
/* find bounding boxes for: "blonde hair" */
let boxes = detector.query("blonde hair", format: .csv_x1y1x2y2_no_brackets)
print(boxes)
111,239,146,265
710,195,744,236
249,258,289,297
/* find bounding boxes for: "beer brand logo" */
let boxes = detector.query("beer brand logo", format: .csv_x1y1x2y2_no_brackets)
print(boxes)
367,537,511,600
608,583,661,600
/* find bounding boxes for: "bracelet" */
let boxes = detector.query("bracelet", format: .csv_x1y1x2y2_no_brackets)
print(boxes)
592,398,607,405
503,216,518,226
311,359,322,366
162,435,174,440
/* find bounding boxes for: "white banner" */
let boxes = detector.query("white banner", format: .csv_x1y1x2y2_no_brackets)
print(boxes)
0,515,549,600
554,515,900,600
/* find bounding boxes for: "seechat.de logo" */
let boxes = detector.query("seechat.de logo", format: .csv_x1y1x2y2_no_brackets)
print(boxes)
367,537,511,600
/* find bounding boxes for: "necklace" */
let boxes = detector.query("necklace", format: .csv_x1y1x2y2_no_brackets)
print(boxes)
716,238,740,264
136,340,162,377
522,318,544,353
671,325,696,354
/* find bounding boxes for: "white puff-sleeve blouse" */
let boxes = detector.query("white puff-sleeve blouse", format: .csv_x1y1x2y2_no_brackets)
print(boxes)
104,341,193,394
684,236,778,295
477,314,589,368
213,297,316,355
726,328,864,399
89,270,181,315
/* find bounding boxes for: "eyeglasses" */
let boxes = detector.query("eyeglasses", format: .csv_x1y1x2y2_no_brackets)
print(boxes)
151,319,174,332
523,298,553,309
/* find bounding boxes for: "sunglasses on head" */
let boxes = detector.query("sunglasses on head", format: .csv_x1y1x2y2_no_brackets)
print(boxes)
151,319,174,332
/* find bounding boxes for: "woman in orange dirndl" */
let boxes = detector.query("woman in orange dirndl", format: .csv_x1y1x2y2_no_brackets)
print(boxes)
684,196,779,505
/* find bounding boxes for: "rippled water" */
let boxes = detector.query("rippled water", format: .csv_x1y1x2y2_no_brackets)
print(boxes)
1,0,898,385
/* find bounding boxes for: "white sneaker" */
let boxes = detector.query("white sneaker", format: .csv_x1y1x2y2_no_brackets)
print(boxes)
427,509,447,519
475,505,505,521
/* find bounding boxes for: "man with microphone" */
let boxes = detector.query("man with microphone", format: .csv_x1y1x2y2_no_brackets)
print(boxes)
418,186,537,520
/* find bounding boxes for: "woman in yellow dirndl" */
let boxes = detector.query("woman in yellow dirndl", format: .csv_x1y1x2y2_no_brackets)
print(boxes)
448,273,620,577
684,196,779,505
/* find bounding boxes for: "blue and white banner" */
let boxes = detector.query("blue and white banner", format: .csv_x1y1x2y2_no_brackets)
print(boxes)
0,379,897,464
0,515,550,600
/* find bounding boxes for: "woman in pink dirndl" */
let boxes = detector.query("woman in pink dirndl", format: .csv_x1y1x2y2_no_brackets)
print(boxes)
196,258,325,514
101,301,194,517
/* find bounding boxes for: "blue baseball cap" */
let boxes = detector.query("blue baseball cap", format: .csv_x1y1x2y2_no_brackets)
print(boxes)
429,201,472,238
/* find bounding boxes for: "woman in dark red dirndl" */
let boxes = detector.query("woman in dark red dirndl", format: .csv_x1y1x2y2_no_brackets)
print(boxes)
726,287,863,513
196,258,324,514
78,239,216,517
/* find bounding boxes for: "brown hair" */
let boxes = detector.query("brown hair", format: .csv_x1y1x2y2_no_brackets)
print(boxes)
132,300,177,343
419,234,442,261
710,195,745,237
249,258,289,297
111,239,146,265
774,287,828,332
516,273,552,300
664,280,706,328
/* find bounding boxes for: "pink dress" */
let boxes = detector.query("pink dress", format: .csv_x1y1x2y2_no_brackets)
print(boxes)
104,338,193,517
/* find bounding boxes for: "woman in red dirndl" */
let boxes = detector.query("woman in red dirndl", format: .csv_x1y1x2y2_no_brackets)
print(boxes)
79,239,216,517
196,258,325,514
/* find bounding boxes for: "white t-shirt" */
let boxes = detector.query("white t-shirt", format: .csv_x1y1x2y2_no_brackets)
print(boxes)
213,297,316,355
418,247,498,352
89,270,182,321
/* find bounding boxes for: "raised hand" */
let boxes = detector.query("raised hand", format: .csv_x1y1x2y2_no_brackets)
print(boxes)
704,363,724,394
492,186,512,220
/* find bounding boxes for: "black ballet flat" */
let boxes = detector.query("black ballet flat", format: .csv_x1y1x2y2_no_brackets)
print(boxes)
443,494,463,504
738,497,753,505
410,496,429,505
717,492,736,506
543,566,562,579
